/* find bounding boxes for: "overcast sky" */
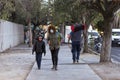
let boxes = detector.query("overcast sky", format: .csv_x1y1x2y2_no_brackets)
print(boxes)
44,0,48,2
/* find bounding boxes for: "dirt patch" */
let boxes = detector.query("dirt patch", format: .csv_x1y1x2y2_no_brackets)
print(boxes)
89,62,120,80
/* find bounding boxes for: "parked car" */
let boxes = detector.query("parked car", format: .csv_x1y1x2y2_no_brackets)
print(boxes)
112,29,120,46
88,30,100,44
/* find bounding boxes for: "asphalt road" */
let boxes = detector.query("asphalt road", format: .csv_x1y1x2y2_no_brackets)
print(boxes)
111,47,120,62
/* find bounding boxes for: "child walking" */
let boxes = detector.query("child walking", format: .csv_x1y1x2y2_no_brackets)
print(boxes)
32,36,46,70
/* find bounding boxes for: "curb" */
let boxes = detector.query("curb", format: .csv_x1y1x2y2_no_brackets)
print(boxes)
88,48,100,56
88,48,120,64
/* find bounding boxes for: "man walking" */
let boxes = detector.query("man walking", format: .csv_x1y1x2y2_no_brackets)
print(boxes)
68,23,84,63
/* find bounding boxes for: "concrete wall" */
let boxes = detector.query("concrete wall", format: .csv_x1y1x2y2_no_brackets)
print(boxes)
0,20,24,52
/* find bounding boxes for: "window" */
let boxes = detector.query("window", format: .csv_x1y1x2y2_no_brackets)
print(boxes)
88,32,99,36
112,32,120,36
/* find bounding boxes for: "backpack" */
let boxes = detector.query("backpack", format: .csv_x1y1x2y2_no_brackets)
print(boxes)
71,24,85,32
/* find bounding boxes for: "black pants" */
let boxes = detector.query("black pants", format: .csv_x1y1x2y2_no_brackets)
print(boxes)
36,53,42,69
50,48,59,67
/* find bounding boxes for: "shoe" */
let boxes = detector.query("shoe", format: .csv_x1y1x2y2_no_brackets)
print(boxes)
55,68,58,71
38,67,41,70
55,66,58,71
51,65,55,70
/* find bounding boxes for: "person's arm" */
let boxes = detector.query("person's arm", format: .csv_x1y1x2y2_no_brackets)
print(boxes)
67,33,72,49
68,35,70,44
47,34,50,45
68,32,72,44
42,42,46,56
60,33,63,41
32,41,37,54
58,32,63,44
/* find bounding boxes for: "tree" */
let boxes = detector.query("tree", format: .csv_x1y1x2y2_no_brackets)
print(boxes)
79,9,98,53
54,0,120,62
11,0,45,46
53,0,99,53
112,9,120,28
0,0,15,20
53,0,85,23
82,0,120,62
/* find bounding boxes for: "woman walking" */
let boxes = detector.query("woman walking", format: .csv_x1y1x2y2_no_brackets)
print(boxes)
47,25,62,70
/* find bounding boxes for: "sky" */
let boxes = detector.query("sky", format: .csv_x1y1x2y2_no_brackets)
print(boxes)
44,0,48,2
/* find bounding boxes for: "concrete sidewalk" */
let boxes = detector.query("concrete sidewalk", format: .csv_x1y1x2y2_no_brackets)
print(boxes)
26,45,102,80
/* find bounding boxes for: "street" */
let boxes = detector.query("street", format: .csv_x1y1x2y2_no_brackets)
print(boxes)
111,47,120,62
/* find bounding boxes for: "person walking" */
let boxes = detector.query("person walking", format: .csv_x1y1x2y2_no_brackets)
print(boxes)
32,35,46,70
68,22,84,63
47,25,62,70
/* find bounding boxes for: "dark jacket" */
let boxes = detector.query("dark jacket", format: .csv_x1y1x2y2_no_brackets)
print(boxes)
70,30,82,42
32,40,46,54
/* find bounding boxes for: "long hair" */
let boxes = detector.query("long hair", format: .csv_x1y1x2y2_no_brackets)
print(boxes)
48,25,56,34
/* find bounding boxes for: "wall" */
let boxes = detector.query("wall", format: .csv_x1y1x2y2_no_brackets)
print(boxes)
0,20,24,52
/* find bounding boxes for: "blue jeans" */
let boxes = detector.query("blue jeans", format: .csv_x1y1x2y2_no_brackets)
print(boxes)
71,41,81,62
36,53,42,69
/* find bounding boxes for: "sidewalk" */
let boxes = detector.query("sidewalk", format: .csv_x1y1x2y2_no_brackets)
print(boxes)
26,45,102,80
0,44,35,80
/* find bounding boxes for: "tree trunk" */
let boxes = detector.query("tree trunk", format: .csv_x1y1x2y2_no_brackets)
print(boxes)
28,21,33,47
100,19,112,62
83,24,89,53
61,23,65,42
82,16,89,53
